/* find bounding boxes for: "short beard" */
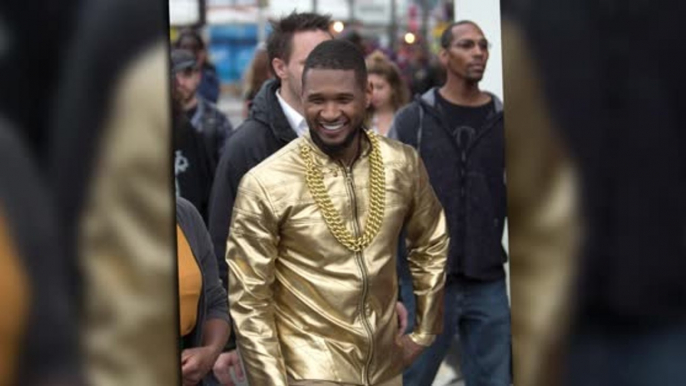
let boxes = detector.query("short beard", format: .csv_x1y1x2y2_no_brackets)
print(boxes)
310,125,362,159
468,75,484,83
181,92,196,108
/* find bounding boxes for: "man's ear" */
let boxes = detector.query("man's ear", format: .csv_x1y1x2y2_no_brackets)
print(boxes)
438,48,449,67
272,57,288,81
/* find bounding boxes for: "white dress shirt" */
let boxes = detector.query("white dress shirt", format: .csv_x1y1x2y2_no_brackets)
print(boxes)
275,88,308,137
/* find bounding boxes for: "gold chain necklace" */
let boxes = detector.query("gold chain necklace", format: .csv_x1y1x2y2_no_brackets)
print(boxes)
300,133,386,252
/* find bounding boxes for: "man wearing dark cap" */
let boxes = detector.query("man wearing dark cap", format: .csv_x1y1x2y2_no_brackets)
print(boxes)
175,29,221,103
172,48,233,170
172,50,215,222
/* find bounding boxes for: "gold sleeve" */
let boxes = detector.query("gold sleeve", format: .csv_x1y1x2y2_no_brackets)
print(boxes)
404,153,450,347
226,172,288,386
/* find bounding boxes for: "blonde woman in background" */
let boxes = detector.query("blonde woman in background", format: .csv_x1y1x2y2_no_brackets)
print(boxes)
365,51,410,136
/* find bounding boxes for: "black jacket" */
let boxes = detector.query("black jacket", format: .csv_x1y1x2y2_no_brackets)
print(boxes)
208,79,297,289
189,97,234,171
175,116,215,223
390,88,507,281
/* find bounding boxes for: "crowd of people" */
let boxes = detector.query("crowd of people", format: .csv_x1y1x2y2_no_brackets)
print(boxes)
172,11,510,386
5,1,685,385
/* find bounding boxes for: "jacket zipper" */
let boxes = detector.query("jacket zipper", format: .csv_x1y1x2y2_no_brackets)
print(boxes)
342,164,374,386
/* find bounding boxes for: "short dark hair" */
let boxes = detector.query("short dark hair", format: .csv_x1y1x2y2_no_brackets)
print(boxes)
266,12,332,76
303,39,368,90
440,20,482,48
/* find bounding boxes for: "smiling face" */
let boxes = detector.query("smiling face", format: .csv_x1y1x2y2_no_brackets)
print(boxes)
302,68,372,157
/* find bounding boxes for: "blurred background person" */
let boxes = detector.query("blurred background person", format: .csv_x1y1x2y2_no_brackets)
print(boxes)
391,20,509,386
241,42,273,119
400,42,444,97
0,0,81,167
0,122,80,386
176,28,221,104
172,55,215,224
47,0,179,383
500,13,578,386
339,28,367,54
365,50,410,136
176,197,231,386
0,4,82,384
514,1,686,385
503,1,686,385
172,48,233,169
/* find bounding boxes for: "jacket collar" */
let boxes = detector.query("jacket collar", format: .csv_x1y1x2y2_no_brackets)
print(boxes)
250,79,299,144
301,128,373,167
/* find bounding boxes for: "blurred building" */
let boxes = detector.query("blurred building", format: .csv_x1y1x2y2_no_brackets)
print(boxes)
169,0,454,90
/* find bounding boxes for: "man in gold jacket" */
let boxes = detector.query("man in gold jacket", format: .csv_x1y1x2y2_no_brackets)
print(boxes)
227,39,449,386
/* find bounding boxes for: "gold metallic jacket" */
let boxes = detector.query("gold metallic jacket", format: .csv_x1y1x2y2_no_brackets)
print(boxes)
227,131,449,385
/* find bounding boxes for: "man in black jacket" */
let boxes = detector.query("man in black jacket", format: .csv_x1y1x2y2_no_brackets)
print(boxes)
389,21,510,386
208,12,332,384
172,48,233,170
172,51,216,223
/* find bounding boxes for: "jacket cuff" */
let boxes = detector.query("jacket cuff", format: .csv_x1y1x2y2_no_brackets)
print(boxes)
408,331,436,347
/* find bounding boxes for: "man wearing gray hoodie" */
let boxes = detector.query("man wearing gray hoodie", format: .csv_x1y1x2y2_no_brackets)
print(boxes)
390,20,510,386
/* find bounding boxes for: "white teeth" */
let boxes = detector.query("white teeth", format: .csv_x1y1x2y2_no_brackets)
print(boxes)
321,123,344,131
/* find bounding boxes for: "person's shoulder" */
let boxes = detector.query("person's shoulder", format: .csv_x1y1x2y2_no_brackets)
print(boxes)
389,99,424,142
394,95,427,126
176,197,210,253
199,98,222,113
396,98,423,117
377,133,420,167
176,196,203,226
235,139,302,204
203,63,218,76
246,137,302,178
484,91,504,113
223,118,270,151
